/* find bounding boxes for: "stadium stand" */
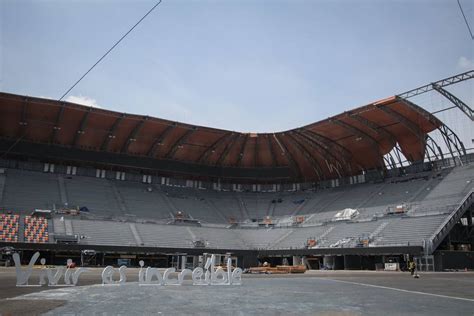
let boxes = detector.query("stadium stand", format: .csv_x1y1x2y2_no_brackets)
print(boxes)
71,220,135,247
190,226,246,249
272,225,331,249
137,222,194,248
24,216,49,243
0,214,19,242
374,215,446,246
114,182,173,220
238,228,291,249
0,164,471,227
64,176,122,218
2,169,61,213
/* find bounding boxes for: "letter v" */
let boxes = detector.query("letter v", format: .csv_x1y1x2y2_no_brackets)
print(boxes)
13,252,40,286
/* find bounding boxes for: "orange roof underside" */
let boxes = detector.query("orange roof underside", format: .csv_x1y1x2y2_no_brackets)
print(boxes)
0,92,442,181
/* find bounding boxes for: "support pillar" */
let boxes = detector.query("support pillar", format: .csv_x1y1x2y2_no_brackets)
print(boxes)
292,256,302,266
323,256,335,270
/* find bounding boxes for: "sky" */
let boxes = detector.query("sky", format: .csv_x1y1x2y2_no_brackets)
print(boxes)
1,0,473,134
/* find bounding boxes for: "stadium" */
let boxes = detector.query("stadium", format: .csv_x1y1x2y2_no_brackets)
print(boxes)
1,71,473,272
1,1,473,315
0,71,473,314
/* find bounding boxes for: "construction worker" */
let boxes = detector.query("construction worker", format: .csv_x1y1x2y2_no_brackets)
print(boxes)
408,260,416,276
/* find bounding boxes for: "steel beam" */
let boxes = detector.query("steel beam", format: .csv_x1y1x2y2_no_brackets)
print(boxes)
331,119,381,156
266,135,277,167
438,124,466,164
20,98,28,127
375,105,424,141
147,124,176,157
383,155,395,170
286,132,324,180
101,114,124,151
292,130,345,177
432,84,473,121
398,70,474,99
72,109,92,147
164,128,196,159
384,144,406,169
121,118,147,154
197,132,232,164
273,134,302,179
236,134,249,167
348,113,397,144
17,97,29,142
389,153,397,169
50,103,66,144
216,133,239,165
393,144,405,167
254,136,259,167
396,97,442,128
425,135,443,162
300,129,354,161
300,129,360,173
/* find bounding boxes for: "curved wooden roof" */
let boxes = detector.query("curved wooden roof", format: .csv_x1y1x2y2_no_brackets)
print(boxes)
0,92,442,181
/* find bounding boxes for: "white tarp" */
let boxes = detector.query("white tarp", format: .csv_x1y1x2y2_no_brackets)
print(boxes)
333,208,359,221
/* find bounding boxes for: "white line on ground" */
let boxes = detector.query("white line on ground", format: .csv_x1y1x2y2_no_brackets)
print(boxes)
322,278,474,303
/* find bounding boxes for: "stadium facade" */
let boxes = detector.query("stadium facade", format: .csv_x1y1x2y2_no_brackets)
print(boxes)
0,72,472,271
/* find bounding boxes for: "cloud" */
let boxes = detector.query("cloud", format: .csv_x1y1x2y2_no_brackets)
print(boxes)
457,56,474,70
65,95,100,108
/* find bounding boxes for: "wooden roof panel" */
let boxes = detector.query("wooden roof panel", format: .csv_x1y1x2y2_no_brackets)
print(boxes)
0,92,443,181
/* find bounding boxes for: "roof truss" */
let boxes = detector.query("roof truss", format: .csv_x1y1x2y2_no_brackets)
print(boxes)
164,128,196,159
216,133,239,165
292,130,345,177
20,98,28,127
147,124,176,157
396,97,442,128
121,118,147,154
331,119,381,156
72,109,92,147
50,103,66,144
432,84,473,121
347,113,397,144
266,135,277,167
254,136,259,167
197,132,232,164
101,114,124,151
397,70,474,99
286,132,324,180
375,105,424,141
300,129,354,162
236,134,249,167
17,97,29,139
274,134,302,179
